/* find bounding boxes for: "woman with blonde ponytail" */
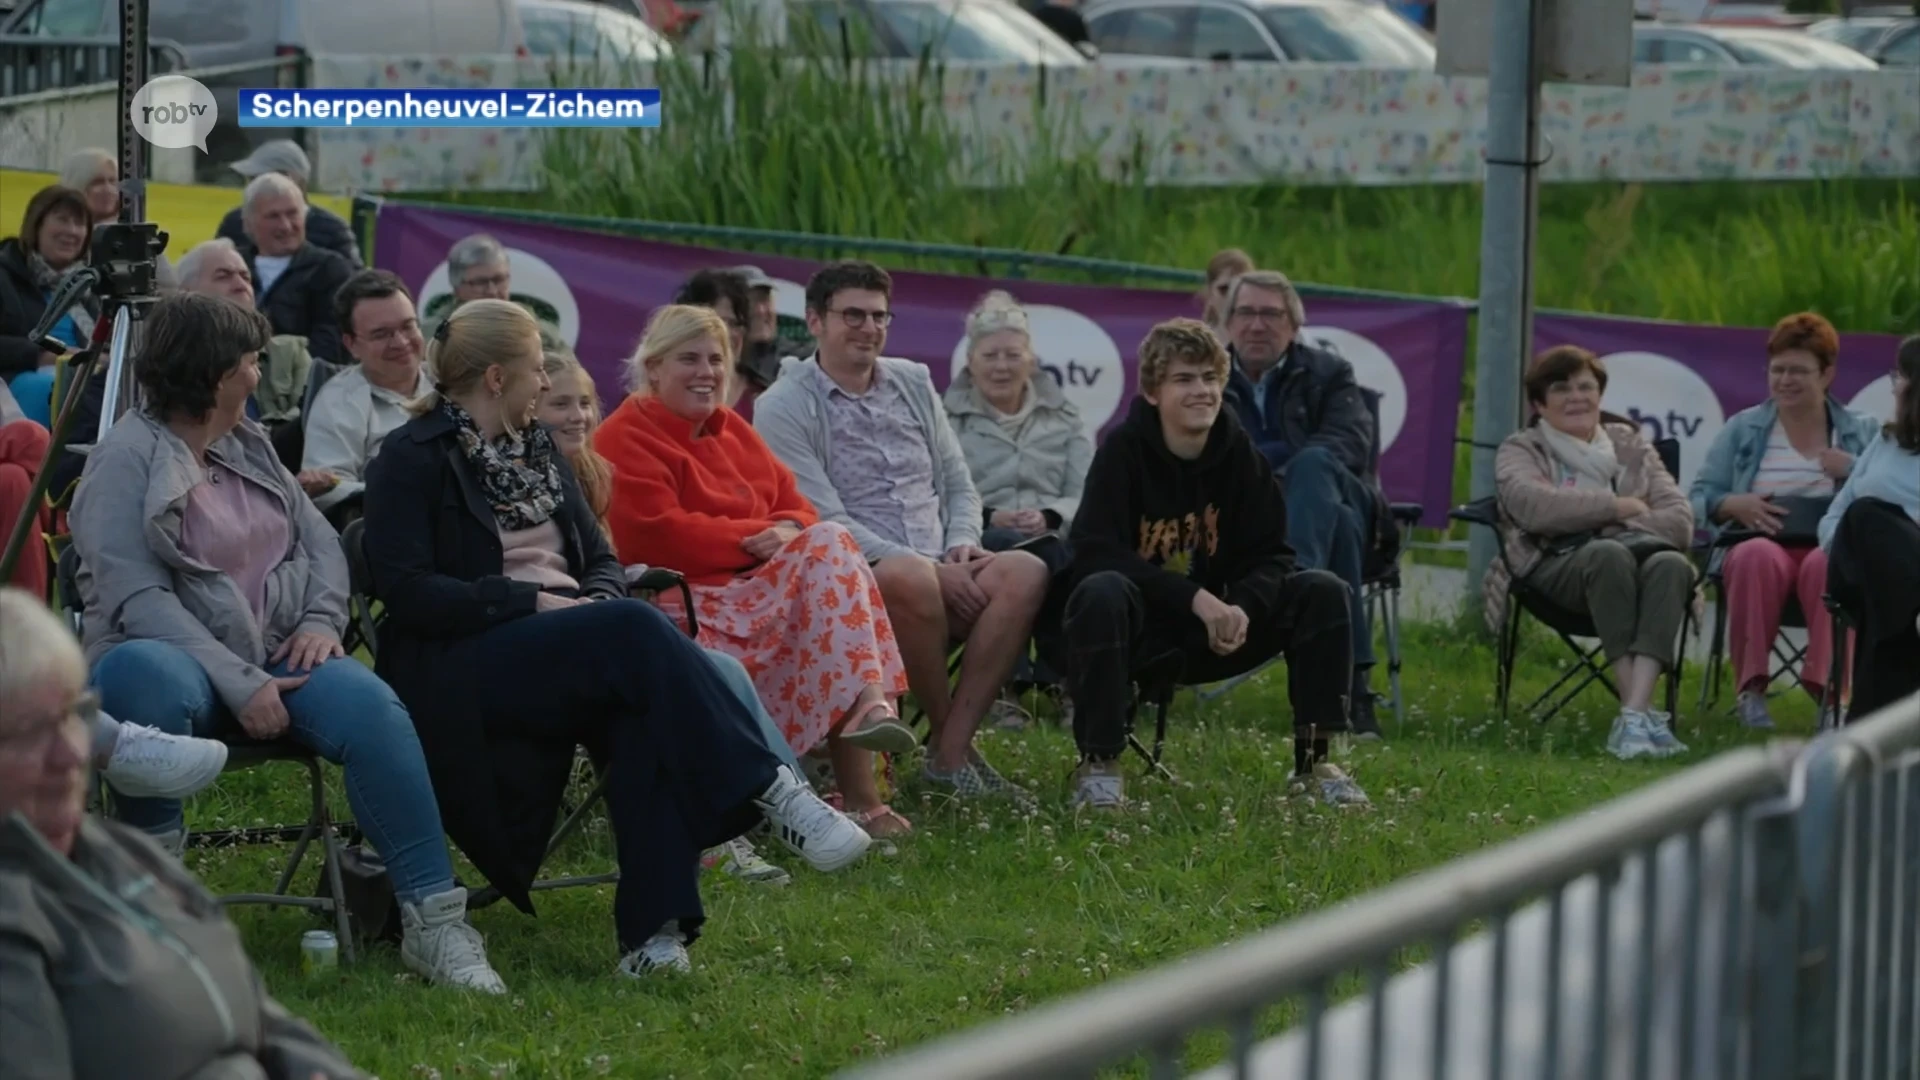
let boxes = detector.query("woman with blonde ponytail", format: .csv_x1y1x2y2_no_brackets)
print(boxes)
362,299,872,980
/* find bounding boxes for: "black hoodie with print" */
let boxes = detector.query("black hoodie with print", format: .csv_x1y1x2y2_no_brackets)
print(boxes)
1068,395,1296,627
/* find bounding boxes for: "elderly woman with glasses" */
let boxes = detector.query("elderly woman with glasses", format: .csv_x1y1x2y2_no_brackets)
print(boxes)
1489,346,1697,761
1690,312,1881,729
0,587,367,1080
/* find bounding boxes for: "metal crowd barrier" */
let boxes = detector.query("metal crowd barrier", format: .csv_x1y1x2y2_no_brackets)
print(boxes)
840,691,1920,1080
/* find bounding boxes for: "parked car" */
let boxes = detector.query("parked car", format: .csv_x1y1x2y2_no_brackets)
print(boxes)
1083,0,1435,66
1808,16,1919,67
1632,23,1880,68
0,0,522,178
522,0,675,68
780,0,1090,65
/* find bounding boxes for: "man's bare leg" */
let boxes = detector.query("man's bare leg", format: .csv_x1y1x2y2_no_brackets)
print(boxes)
872,555,955,742
933,550,1049,771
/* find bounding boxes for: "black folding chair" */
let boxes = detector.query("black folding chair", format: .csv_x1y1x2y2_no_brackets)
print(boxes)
62,543,359,961
1451,434,1691,726
1696,534,1817,710
1821,593,1853,730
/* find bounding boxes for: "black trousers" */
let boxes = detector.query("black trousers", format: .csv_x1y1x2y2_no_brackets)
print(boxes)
1061,569,1353,760
1827,498,1920,719
983,527,1071,685
438,599,782,950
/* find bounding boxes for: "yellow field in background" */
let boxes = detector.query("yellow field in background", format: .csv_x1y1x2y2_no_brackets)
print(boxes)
1,169,356,255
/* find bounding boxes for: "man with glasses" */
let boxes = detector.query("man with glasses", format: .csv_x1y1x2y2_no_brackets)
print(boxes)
754,261,1050,800
423,233,564,350
1220,269,1386,738
302,269,433,526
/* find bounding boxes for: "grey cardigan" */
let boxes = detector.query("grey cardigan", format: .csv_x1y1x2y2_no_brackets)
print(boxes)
753,354,984,561
69,410,350,712
0,813,364,1080
943,367,1095,531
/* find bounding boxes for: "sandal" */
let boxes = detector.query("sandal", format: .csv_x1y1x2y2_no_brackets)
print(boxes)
837,702,919,754
848,804,913,839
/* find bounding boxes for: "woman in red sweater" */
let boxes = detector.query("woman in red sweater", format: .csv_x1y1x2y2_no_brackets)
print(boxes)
598,306,916,839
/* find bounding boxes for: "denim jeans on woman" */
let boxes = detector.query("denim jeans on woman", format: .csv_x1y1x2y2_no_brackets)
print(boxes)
90,639,457,905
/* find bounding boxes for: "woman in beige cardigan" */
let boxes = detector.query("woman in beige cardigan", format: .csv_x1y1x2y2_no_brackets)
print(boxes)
1488,346,1697,761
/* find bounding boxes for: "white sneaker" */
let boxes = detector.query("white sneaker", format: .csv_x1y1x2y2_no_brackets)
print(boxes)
1288,762,1372,808
701,837,790,885
103,723,229,799
617,920,691,977
400,887,507,994
1607,711,1659,761
1735,691,1775,730
753,765,871,872
1072,759,1125,809
1643,710,1688,757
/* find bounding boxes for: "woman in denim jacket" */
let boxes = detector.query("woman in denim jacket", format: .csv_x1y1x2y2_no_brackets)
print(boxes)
1688,313,1881,729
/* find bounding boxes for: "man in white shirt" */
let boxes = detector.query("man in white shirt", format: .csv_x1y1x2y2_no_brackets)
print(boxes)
302,270,431,523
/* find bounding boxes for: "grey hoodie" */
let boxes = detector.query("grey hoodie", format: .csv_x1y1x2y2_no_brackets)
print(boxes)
0,812,364,1080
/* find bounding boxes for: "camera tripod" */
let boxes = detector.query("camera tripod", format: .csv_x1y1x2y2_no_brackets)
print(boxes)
0,0,168,587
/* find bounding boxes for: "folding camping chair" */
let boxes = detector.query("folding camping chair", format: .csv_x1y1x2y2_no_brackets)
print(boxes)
1821,594,1852,730
1450,434,1691,726
60,543,359,961
1696,534,1818,710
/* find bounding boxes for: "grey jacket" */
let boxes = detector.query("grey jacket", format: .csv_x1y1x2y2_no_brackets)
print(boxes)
753,354,984,560
942,368,1095,531
0,812,364,1080
69,410,349,713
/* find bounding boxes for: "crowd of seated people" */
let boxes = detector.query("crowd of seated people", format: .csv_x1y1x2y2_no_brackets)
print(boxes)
7,187,1919,1066
215,140,365,269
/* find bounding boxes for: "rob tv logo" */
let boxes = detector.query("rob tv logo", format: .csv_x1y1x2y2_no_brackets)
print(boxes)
130,76,220,152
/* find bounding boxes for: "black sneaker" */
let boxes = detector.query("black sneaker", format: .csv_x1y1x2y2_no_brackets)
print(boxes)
1349,687,1384,741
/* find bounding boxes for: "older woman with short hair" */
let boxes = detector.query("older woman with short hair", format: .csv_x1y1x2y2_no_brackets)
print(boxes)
1690,311,1881,728
1489,346,1698,760
69,292,506,993
0,586,367,1080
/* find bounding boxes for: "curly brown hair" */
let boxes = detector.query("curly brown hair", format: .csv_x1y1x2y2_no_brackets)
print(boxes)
1138,318,1228,395
1766,311,1840,371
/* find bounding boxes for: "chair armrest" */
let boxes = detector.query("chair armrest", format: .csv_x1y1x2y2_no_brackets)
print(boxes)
624,564,698,639
1388,503,1423,526
1449,496,1500,530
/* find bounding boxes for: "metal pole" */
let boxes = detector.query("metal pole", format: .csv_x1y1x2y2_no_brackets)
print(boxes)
102,0,150,443
1464,0,1543,616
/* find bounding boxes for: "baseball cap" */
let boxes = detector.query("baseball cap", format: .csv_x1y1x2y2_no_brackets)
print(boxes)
230,139,312,185
735,265,775,290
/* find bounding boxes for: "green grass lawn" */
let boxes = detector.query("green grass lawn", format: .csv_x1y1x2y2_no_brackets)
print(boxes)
182,620,1824,1079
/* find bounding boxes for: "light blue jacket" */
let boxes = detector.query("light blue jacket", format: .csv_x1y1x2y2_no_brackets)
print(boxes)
752,354,984,562
1819,432,1920,551
1688,397,1882,538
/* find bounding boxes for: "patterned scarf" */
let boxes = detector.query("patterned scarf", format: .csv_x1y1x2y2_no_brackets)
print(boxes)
440,398,562,532
28,250,100,346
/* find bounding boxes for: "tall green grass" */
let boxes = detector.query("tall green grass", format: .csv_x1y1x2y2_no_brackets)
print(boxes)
454,44,1920,332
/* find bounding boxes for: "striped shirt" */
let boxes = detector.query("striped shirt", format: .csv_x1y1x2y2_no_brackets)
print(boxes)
1750,421,1834,498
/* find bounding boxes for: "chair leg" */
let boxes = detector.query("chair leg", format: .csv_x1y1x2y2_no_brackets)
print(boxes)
1521,640,1611,725
317,787,355,964
1496,606,1521,720
274,757,325,896
1702,588,1728,710
1384,585,1405,727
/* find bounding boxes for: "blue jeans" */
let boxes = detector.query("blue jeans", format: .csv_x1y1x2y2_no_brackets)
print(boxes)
7,369,56,429
703,647,801,773
90,639,457,905
1283,447,1375,670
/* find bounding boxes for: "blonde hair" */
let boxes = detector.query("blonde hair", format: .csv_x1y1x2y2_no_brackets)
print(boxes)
964,290,1031,354
0,587,85,715
410,298,542,416
541,344,614,535
1138,318,1229,395
625,304,732,398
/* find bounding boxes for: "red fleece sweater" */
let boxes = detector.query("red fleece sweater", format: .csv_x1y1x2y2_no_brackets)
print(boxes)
598,395,818,585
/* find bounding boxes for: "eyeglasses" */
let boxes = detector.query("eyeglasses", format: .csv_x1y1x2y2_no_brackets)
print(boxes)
828,307,893,328
358,319,421,346
1547,380,1603,396
1229,306,1290,325
1768,364,1821,380
461,273,510,291
0,690,97,758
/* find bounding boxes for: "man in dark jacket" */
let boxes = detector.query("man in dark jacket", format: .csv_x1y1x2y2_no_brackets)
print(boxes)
233,173,352,364
1063,318,1370,811
1220,268,1388,738
214,139,363,267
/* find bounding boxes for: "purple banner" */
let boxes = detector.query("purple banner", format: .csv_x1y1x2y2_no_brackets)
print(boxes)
374,204,1471,526
1532,313,1906,494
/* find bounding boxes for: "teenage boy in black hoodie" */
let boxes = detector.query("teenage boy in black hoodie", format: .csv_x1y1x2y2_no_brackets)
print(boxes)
1063,319,1371,810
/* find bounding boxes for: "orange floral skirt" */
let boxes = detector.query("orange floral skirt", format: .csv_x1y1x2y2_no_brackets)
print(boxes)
655,522,909,757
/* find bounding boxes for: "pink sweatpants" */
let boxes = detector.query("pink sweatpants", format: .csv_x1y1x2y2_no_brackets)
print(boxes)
1724,538,1841,695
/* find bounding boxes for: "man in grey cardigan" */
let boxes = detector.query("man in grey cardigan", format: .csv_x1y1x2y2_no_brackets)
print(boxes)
754,262,1049,800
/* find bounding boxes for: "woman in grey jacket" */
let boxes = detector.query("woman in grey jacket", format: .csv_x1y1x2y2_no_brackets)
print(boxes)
0,586,365,1080
67,294,504,994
